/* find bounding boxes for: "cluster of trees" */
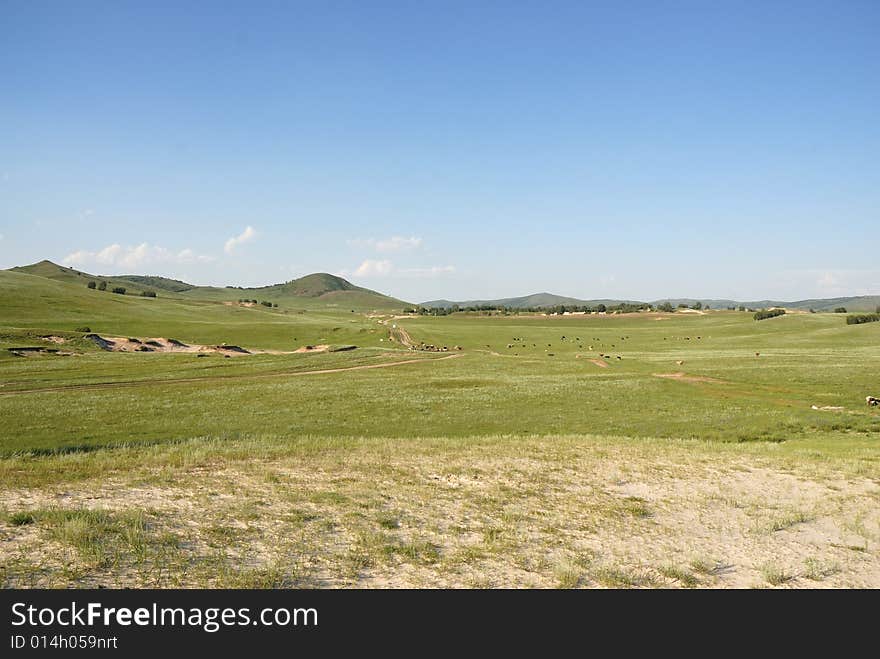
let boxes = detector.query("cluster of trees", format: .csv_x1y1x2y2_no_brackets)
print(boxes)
408,302,660,316
86,280,155,297
846,313,880,325
754,308,786,321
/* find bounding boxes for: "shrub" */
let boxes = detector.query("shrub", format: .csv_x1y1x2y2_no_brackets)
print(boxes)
260,300,273,307
657,302,674,312
75,326,91,332
111,287,126,295
846,313,880,325
834,307,847,313
140,290,157,298
754,308,786,321
97,281,107,291
87,281,96,289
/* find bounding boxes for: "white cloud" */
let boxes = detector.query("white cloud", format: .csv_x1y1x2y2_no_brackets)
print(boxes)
347,260,455,279
398,265,456,278
224,226,256,254
349,236,423,252
63,243,213,269
354,259,394,277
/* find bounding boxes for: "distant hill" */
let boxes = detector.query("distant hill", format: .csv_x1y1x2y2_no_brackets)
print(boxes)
422,292,880,312
7,261,409,310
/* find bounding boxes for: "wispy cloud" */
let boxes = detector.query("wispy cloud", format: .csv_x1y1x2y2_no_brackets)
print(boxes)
347,260,455,279
354,259,394,277
780,268,880,298
224,225,256,254
349,236,423,252
63,243,213,269
398,265,456,278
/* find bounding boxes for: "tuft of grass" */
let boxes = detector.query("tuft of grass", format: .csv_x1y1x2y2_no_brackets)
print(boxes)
376,513,400,529
553,562,583,589
760,562,794,586
689,557,722,575
397,541,440,565
766,510,813,533
659,564,700,588
9,511,35,526
803,558,840,581
619,496,653,519
592,566,656,588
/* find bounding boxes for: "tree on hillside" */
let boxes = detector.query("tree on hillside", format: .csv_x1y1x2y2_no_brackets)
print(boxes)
87,281,96,289
111,287,126,295
98,281,107,291
596,304,606,313
834,307,847,313
657,302,674,312
693,301,702,310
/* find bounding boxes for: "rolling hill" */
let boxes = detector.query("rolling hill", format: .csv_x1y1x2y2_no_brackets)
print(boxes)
7,261,409,310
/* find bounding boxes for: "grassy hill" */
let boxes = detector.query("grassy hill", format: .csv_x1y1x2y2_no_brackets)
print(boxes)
9,260,169,296
8,261,409,311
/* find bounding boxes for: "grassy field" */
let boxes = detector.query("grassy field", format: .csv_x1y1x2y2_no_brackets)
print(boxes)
1,270,878,587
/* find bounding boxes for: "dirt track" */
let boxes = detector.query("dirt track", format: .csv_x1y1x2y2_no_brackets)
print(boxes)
0,353,462,397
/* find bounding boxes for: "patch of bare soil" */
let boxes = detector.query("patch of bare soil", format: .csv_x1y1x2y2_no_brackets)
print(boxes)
294,344,330,353
2,438,877,588
653,372,726,384
588,358,609,368
39,336,66,344
84,334,292,357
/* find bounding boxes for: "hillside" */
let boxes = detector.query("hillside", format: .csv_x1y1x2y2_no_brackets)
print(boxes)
7,261,409,311
9,260,188,297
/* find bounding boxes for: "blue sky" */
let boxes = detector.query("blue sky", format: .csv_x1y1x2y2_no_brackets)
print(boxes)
2,1,878,302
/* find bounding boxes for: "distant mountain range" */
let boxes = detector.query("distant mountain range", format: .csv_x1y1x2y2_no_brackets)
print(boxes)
421,293,880,312
8,260,409,310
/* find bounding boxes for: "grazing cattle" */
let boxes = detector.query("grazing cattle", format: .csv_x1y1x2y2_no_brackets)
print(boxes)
676,360,684,365
867,396,880,407
755,352,760,357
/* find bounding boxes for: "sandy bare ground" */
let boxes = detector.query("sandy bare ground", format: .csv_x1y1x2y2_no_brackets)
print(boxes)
1,435,877,588
293,344,330,353
90,335,258,357
0,353,462,397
